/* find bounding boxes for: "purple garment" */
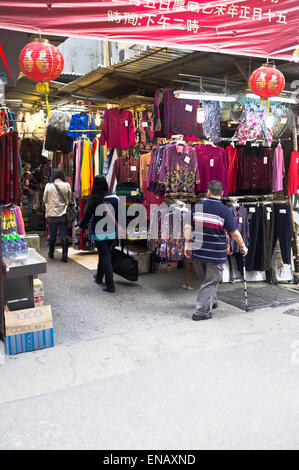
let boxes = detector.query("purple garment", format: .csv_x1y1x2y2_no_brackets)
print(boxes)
230,205,250,254
158,143,199,196
272,145,285,193
74,141,82,198
163,91,203,140
194,145,228,196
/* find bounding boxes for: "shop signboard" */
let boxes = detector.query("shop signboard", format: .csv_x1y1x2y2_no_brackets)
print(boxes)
0,1,298,61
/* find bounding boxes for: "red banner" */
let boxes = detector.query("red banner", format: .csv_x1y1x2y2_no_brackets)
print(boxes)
0,1,298,61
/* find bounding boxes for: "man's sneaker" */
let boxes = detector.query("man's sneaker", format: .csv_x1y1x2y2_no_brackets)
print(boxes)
192,312,212,321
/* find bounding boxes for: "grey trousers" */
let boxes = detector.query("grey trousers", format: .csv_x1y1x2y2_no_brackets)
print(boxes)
193,261,224,315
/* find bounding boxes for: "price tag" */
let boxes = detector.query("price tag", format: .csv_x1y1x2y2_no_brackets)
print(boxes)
142,122,148,128
184,156,190,164
249,207,256,213
239,217,243,223
264,157,268,164
125,120,128,127
130,166,137,172
296,158,299,164
267,207,272,212
267,212,271,220
210,159,214,167
185,104,193,112
279,209,287,214
131,191,138,196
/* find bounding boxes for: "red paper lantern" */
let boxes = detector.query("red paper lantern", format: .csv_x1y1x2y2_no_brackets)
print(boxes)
19,39,64,116
248,64,285,99
19,39,64,83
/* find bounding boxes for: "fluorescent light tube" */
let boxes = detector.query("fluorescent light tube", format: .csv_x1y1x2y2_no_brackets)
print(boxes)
174,91,237,102
246,93,297,104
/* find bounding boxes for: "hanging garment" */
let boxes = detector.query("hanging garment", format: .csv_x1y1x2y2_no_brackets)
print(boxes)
237,144,272,192
194,144,228,196
234,101,273,146
45,126,72,154
272,145,285,193
202,101,221,142
229,205,250,254
272,203,293,265
140,152,152,187
81,140,94,197
142,180,164,219
0,131,19,204
226,145,238,194
139,110,157,152
245,205,264,271
287,150,299,195
110,155,140,191
158,142,199,197
99,109,136,149
262,204,275,271
67,113,95,141
163,90,203,140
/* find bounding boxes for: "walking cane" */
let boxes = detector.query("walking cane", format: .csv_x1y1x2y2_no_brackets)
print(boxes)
242,250,249,312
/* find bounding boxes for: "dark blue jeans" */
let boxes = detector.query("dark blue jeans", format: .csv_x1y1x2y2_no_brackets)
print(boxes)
94,240,114,290
48,221,68,241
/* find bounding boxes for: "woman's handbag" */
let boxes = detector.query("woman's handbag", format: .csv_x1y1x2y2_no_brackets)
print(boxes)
54,183,76,224
103,202,138,282
111,246,139,282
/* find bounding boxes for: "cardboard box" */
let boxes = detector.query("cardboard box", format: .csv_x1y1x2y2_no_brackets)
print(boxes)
33,278,44,297
34,296,44,307
4,305,54,355
24,234,40,253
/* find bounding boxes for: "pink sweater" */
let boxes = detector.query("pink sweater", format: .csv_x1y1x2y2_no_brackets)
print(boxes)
99,109,136,149
272,146,285,193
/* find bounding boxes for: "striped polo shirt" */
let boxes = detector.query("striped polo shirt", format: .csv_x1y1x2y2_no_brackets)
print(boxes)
192,197,237,264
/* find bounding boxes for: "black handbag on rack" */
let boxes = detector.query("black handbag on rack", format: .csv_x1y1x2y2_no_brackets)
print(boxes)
111,246,139,282
54,183,76,224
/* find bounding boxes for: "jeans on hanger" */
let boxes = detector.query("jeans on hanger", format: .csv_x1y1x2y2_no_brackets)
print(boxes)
262,204,275,271
272,204,293,265
246,205,264,271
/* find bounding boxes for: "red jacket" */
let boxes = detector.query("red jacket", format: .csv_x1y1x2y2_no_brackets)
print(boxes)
287,150,299,195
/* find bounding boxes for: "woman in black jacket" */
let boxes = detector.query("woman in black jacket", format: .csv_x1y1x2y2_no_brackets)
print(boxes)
76,175,119,293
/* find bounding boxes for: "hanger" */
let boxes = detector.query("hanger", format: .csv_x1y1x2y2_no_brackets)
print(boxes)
206,138,217,148
278,138,282,147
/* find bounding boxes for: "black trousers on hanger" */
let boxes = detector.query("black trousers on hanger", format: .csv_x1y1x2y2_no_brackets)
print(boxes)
246,205,264,271
262,204,275,271
272,204,293,265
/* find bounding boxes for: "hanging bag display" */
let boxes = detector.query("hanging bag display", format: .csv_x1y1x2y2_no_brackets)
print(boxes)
53,183,76,224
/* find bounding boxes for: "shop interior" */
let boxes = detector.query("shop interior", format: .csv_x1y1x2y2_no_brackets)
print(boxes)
1,35,299,352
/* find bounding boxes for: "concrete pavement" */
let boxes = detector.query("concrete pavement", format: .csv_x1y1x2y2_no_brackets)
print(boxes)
1,247,299,450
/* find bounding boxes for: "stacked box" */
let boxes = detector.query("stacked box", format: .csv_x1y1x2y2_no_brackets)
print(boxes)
33,278,44,306
24,234,40,253
4,305,54,355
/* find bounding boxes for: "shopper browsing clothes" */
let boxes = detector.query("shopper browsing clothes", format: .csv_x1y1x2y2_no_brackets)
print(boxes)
43,168,72,263
185,180,248,321
76,175,119,293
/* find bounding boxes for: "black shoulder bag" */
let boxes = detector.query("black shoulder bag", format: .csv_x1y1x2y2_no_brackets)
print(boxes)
54,183,76,224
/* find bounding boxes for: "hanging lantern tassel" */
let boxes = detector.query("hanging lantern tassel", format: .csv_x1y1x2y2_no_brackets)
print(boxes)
36,82,51,118
259,97,271,115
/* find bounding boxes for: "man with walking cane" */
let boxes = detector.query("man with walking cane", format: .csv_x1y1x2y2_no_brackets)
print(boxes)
184,180,248,321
